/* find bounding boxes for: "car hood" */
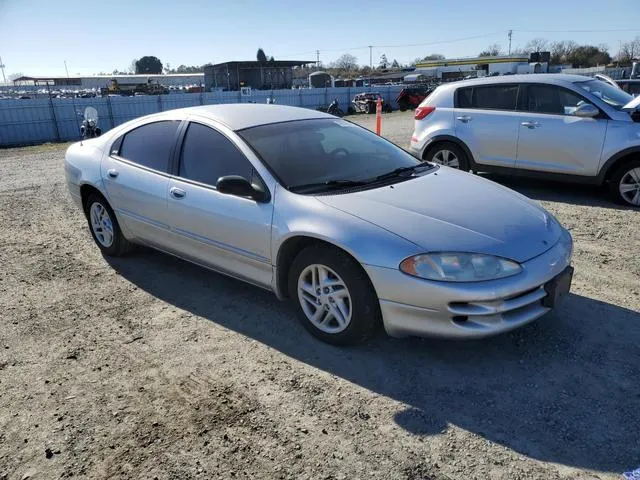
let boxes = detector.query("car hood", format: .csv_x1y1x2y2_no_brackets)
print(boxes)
317,167,562,263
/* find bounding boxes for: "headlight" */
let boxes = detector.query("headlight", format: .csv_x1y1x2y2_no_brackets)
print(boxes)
400,253,522,282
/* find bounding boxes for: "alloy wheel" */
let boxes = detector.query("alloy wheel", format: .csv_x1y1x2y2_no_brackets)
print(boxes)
432,149,460,168
89,202,114,247
297,264,352,334
619,167,640,206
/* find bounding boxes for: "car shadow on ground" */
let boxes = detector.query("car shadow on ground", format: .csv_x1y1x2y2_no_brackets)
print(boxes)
478,173,635,210
108,249,640,474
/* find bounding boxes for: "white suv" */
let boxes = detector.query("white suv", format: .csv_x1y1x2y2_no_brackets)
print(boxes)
409,74,640,207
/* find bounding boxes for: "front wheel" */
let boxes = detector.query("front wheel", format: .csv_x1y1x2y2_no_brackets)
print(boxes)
288,246,380,346
609,159,640,207
424,141,470,171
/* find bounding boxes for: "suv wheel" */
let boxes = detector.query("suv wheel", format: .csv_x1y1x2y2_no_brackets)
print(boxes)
424,142,470,171
609,159,640,207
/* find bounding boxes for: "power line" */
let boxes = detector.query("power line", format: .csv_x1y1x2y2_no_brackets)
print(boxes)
514,28,638,33
279,27,638,59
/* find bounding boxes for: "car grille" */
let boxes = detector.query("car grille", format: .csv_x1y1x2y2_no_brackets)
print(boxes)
447,286,550,329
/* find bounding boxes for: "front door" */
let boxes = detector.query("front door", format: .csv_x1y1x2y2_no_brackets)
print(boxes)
166,121,274,288
454,83,521,168
101,120,181,248
516,84,607,176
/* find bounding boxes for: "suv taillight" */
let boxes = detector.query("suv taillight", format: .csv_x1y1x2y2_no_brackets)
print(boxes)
414,106,435,120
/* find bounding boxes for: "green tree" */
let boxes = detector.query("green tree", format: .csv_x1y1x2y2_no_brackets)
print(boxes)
391,59,400,68
379,53,388,69
257,48,267,63
135,56,163,74
566,45,611,67
413,53,445,65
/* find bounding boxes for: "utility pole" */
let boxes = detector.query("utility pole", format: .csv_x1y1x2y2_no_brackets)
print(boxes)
508,30,513,56
316,50,320,70
64,60,70,78
0,56,6,84
368,45,373,88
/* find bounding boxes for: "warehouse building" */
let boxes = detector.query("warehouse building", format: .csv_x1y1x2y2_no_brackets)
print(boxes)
414,54,548,79
12,73,204,89
204,60,313,91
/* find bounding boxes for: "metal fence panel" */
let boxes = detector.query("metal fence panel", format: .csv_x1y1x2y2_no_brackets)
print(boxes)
0,86,406,147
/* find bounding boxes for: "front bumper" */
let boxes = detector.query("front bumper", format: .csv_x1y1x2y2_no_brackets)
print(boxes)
364,237,572,339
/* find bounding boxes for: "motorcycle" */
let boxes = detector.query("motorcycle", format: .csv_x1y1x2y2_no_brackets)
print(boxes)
80,106,101,139
327,99,344,117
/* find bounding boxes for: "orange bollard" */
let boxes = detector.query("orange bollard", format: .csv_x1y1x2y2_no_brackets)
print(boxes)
375,97,382,135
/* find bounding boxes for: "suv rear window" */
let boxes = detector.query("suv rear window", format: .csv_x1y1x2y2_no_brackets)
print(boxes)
456,85,519,111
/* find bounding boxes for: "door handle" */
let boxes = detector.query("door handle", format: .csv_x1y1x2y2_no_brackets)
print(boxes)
456,116,472,123
521,121,540,129
170,187,186,199
107,169,119,178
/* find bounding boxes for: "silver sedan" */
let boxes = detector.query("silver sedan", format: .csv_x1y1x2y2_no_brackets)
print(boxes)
65,104,573,345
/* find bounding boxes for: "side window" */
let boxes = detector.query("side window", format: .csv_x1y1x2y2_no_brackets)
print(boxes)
119,121,180,172
179,122,253,186
525,85,588,115
456,87,473,108
472,85,518,110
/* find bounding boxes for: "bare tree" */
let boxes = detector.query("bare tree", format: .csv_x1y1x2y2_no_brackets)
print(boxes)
333,53,358,71
8,72,24,81
524,37,549,53
550,40,578,64
618,37,640,64
478,43,503,57
129,59,138,74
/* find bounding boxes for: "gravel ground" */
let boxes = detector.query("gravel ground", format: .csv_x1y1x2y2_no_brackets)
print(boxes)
0,112,639,480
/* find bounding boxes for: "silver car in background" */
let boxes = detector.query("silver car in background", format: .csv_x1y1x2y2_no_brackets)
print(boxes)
410,74,640,207
65,104,573,345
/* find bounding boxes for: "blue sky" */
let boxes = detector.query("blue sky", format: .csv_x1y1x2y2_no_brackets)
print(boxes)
0,0,638,77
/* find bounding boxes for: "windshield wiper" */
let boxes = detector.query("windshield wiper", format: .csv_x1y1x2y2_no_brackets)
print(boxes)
289,179,368,193
368,163,432,183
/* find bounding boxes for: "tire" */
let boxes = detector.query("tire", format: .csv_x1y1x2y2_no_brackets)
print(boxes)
288,245,381,346
608,159,640,207
84,193,133,256
424,141,470,171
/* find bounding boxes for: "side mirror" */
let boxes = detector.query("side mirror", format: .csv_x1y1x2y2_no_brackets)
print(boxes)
216,175,269,202
573,103,599,118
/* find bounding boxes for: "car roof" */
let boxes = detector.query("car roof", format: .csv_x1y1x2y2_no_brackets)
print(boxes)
147,104,334,131
439,73,594,89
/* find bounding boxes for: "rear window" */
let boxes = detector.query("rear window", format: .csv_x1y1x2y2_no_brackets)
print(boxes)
456,84,519,111
119,120,180,172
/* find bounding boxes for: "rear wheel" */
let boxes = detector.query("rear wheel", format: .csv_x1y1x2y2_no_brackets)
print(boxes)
424,141,469,171
288,245,380,346
85,193,133,256
609,159,640,207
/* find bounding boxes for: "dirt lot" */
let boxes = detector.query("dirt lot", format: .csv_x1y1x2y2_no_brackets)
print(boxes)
1,112,639,480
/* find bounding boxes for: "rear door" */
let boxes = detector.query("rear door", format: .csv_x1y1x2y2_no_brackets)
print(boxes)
166,121,274,288
515,83,607,175
101,120,181,247
454,83,521,167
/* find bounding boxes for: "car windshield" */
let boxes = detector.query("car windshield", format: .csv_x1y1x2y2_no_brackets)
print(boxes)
576,80,633,110
238,118,424,192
